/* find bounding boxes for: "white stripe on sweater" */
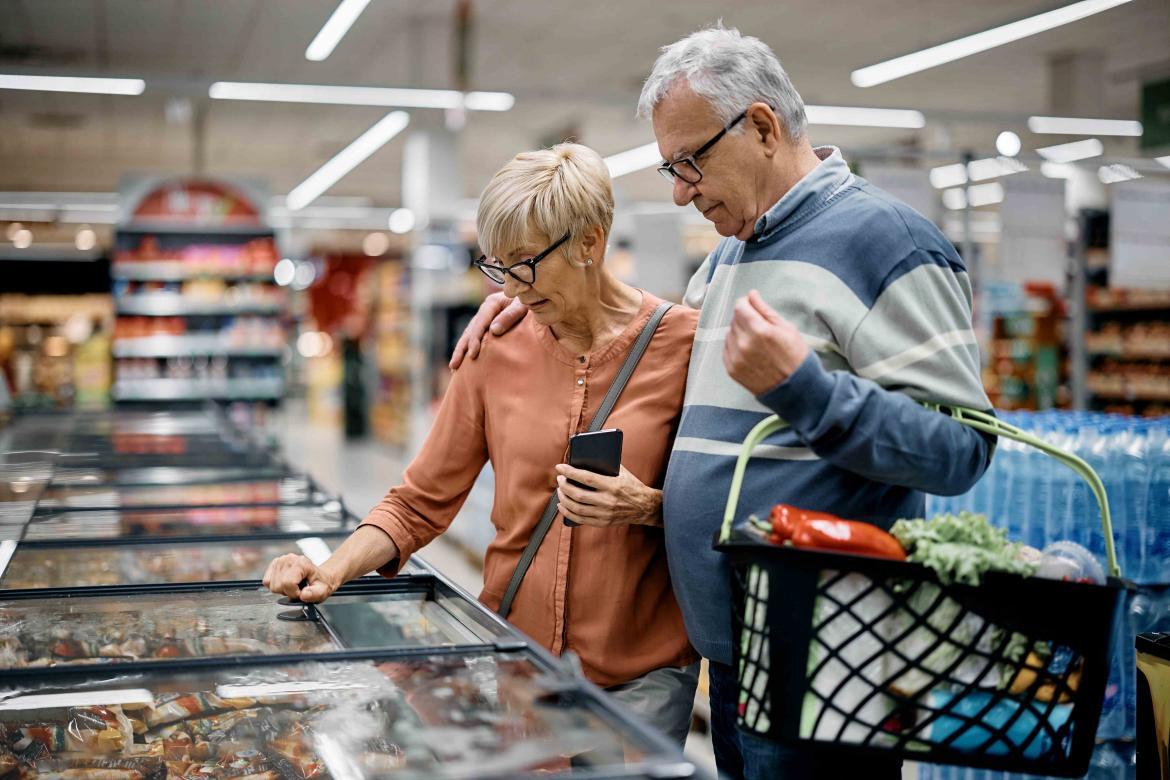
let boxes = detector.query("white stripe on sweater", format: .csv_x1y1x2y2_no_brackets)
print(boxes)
673,436,820,461
695,325,843,356
853,329,978,381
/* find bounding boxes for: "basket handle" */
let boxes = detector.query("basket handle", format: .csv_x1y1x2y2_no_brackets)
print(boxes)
717,408,1119,578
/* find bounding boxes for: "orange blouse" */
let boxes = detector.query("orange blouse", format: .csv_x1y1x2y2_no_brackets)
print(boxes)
361,291,699,686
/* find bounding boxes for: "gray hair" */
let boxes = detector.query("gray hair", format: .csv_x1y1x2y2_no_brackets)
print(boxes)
637,24,807,141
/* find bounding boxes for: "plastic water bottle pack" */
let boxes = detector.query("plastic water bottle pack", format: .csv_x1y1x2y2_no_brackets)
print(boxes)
926,411,1170,751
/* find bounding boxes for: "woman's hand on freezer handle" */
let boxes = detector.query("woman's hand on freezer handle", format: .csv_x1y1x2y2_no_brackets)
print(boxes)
554,464,663,527
449,291,528,369
263,554,342,603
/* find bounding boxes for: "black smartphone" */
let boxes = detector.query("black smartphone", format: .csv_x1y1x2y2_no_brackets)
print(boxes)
563,428,623,527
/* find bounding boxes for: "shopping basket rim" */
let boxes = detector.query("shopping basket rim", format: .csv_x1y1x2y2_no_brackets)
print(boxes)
713,533,1128,594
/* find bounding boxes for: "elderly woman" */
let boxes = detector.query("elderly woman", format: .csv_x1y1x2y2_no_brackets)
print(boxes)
264,143,700,743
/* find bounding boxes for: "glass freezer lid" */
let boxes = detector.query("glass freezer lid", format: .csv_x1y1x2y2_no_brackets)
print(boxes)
0,652,673,779
49,466,291,488
32,476,321,511
21,504,353,542
0,536,387,590
0,588,338,669
0,582,505,670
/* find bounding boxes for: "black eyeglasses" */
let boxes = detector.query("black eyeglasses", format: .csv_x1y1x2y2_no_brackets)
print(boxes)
474,232,571,286
657,111,747,185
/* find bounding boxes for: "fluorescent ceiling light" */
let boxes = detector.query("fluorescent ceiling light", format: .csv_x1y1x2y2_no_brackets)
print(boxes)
1098,164,1142,184
967,181,1005,207
209,82,513,112
286,111,409,211
306,0,372,61
851,0,1136,87
604,142,661,179
996,131,1022,157
0,74,145,95
388,208,416,234
1028,116,1142,136
1041,162,1075,179
942,188,968,211
1036,138,1104,163
805,105,925,129
967,156,1028,181
1157,156,1170,169
930,163,968,190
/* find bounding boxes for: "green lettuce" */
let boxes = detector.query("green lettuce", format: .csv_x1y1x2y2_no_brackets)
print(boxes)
890,511,1036,586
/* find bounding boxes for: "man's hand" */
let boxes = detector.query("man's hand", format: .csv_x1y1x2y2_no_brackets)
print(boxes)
262,554,342,603
554,464,662,527
724,289,810,396
448,292,528,369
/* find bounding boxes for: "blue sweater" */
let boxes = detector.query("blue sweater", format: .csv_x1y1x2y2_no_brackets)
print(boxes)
662,147,994,664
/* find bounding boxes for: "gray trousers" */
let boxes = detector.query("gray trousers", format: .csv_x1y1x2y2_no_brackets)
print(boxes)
605,661,701,746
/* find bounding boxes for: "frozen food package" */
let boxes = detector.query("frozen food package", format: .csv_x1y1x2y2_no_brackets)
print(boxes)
0,653,668,778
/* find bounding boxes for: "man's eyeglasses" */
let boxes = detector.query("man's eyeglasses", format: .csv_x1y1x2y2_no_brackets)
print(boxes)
657,111,747,185
474,232,571,286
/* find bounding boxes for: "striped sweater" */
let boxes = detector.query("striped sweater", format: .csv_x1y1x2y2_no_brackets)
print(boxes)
662,146,994,664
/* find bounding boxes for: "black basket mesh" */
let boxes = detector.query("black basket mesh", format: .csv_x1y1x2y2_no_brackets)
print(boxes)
720,540,1124,778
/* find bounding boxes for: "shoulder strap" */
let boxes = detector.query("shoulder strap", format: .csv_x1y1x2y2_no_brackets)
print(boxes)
498,301,673,618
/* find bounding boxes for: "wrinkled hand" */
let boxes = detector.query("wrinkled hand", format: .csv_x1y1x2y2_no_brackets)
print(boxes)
449,292,529,369
262,554,341,603
554,464,663,527
723,290,809,396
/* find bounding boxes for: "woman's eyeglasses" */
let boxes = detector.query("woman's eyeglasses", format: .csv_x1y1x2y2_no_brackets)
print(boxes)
474,232,571,285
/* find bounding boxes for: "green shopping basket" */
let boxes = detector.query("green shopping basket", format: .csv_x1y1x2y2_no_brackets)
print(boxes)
713,407,1126,777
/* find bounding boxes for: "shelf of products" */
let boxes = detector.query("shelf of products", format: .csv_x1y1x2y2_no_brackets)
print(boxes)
1087,286,1170,313
0,294,114,410
980,283,1065,411
371,261,412,445
113,376,285,402
115,292,284,317
1085,286,1170,416
111,215,286,406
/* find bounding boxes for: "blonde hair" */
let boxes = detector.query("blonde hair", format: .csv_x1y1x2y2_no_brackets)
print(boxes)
476,143,614,262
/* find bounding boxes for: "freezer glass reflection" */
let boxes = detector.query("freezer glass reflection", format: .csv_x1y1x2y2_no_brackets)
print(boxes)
33,477,315,511
0,589,337,668
0,654,658,778
0,538,362,590
21,505,351,541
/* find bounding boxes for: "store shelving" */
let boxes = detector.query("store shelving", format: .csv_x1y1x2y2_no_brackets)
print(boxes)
114,377,285,401
1083,284,1170,416
113,261,277,282
115,293,284,316
113,334,284,358
111,216,287,405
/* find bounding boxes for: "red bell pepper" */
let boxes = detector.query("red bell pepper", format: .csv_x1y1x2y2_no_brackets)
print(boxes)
767,504,906,560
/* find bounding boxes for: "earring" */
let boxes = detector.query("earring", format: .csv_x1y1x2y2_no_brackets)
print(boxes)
584,258,593,266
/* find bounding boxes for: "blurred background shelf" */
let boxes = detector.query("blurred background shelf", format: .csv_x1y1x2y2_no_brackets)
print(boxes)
113,378,285,401
115,295,284,316
112,335,284,358
113,263,277,283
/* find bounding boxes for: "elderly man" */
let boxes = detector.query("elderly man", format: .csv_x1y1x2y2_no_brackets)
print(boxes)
451,25,994,780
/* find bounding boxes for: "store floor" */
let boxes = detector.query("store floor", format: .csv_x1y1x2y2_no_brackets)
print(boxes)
271,401,721,776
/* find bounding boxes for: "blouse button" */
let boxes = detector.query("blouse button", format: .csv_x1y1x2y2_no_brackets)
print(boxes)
576,378,585,386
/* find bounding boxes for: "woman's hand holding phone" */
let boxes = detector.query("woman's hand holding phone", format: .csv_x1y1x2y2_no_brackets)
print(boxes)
554,463,663,528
